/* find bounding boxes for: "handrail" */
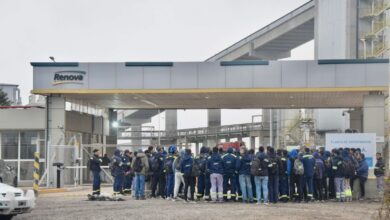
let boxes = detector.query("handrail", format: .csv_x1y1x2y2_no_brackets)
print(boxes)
360,2,390,18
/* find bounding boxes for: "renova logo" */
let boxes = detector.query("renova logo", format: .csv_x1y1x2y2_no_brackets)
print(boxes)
53,70,86,86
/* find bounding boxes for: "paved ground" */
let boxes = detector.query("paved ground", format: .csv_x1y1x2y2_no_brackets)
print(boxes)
13,188,383,220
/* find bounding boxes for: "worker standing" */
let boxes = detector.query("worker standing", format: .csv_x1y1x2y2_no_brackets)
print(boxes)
89,149,102,196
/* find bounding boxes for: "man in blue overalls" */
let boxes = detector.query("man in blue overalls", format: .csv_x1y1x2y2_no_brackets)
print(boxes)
89,149,102,196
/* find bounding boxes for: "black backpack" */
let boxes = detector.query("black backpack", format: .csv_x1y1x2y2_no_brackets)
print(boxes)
151,155,161,172
250,157,262,176
342,159,355,177
314,161,322,179
133,157,143,173
164,156,174,174
191,160,200,177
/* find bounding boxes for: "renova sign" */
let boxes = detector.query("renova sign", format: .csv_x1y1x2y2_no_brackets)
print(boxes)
53,70,86,86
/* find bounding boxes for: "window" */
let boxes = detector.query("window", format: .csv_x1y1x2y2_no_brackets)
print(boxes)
1,131,18,159
20,131,38,159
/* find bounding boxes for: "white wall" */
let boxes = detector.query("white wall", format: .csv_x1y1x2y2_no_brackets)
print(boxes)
316,0,348,59
0,108,45,130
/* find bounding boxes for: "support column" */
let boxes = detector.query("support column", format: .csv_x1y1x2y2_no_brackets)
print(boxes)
363,93,385,154
207,109,221,147
349,108,363,132
250,136,256,150
165,110,177,145
47,95,66,188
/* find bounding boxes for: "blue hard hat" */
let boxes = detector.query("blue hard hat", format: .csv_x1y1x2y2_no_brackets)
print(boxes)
168,145,177,154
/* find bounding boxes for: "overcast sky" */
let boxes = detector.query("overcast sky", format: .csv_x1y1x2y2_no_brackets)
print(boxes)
0,0,313,128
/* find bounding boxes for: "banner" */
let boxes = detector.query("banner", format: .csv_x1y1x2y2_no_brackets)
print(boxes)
325,133,376,168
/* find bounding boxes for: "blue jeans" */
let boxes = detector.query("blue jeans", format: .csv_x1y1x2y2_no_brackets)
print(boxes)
113,174,124,193
92,171,101,195
165,173,174,198
223,173,236,200
304,175,314,199
279,175,289,200
123,174,133,192
239,174,253,202
254,176,268,203
197,173,211,198
268,175,279,203
135,174,145,198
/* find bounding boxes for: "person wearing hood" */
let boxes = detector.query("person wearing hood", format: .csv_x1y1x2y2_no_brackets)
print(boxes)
374,152,385,200
111,149,124,196
207,146,224,202
222,147,237,202
341,148,354,202
180,148,196,203
254,146,269,204
172,149,186,201
302,148,315,202
313,152,325,201
332,149,345,202
150,146,166,199
267,147,279,203
164,146,177,200
356,153,368,200
278,149,289,202
288,149,304,202
122,150,133,195
196,146,211,200
237,146,254,203
131,149,149,200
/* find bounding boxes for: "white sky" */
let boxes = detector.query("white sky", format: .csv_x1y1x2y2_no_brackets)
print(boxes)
0,0,314,129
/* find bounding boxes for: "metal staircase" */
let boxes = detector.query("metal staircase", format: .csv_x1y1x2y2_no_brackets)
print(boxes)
360,0,390,58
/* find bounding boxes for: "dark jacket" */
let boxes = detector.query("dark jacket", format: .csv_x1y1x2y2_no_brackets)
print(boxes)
89,155,102,172
180,153,194,176
207,153,224,174
357,158,369,178
111,150,124,176
314,153,325,179
332,155,344,178
374,157,385,177
222,148,237,175
256,152,269,177
237,153,252,175
302,153,315,177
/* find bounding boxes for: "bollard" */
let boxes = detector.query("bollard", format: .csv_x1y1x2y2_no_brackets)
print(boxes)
33,152,40,196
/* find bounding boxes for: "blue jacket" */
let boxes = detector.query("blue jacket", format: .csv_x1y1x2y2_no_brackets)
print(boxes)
180,153,194,176
111,150,124,176
314,154,325,179
302,153,315,177
237,153,252,175
89,155,102,172
332,155,344,178
222,148,237,175
207,153,224,174
357,158,369,178
122,155,132,172
287,149,298,176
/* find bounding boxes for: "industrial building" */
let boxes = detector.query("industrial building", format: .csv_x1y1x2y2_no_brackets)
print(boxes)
0,0,388,198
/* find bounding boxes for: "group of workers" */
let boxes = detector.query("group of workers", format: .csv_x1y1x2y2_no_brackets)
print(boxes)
89,144,386,204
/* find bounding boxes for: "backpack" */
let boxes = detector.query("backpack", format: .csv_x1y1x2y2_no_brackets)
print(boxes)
342,159,355,177
294,158,304,175
164,156,174,174
250,157,262,176
150,155,161,172
268,156,278,175
191,160,200,177
198,155,208,173
133,157,143,173
314,161,322,179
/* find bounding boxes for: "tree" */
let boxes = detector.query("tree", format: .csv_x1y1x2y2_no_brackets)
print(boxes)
0,89,11,106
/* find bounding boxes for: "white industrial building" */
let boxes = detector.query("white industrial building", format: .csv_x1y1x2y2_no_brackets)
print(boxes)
0,0,388,199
